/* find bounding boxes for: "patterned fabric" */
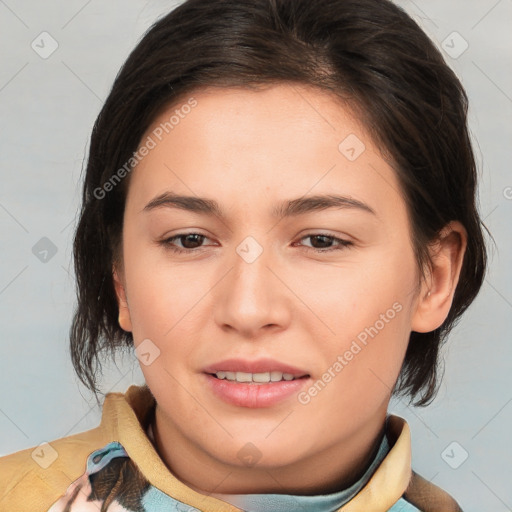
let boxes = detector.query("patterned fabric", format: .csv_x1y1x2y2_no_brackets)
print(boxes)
0,385,463,511
44,438,422,512
47,442,200,512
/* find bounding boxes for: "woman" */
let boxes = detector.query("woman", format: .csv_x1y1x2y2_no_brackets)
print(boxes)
0,0,487,510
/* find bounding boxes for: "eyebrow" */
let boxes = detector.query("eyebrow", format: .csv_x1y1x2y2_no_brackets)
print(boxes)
142,192,376,218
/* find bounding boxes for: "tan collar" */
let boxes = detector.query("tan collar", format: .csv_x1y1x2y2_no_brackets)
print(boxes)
338,415,412,511
103,384,411,512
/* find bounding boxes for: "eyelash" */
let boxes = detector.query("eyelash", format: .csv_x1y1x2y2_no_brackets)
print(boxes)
159,232,353,254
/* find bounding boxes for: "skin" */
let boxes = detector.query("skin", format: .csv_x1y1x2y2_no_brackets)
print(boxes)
113,83,467,495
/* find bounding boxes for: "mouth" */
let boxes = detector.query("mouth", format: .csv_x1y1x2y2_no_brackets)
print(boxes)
207,371,310,384
203,372,311,408
202,357,310,382
202,358,311,407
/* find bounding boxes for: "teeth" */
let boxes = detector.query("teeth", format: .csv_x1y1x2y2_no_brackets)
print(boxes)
214,371,299,383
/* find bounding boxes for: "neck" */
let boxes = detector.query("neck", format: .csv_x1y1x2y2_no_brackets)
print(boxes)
150,404,388,496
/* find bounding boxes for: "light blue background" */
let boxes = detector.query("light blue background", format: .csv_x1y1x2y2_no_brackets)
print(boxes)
0,1,511,511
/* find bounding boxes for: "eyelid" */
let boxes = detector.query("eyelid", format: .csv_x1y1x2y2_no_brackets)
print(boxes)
159,230,354,254
160,232,214,250
295,232,353,251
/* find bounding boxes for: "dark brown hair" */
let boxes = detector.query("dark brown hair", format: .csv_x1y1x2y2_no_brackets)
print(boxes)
71,0,487,406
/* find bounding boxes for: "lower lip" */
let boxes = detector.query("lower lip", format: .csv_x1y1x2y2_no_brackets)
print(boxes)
203,373,310,408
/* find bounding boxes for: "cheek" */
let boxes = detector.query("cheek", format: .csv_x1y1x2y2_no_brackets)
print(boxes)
311,244,416,398
120,236,206,344
301,301,411,435
318,242,416,333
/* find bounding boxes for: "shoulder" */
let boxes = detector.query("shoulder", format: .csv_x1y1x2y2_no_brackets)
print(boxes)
400,470,464,512
0,424,111,511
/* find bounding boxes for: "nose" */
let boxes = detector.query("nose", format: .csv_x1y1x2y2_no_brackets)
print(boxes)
213,238,292,339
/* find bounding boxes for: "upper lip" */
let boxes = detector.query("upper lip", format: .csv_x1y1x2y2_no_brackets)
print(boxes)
203,358,310,377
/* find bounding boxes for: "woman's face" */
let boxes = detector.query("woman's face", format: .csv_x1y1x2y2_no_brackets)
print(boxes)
114,84,427,492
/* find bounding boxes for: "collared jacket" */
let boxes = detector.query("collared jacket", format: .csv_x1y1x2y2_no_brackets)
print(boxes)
0,385,463,511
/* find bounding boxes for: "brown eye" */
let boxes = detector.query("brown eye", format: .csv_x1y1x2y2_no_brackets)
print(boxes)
177,234,206,249
309,235,334,249
160,233,210,253
298,234,352,253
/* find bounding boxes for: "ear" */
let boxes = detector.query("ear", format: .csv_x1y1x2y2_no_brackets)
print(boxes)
411,221,467,333
112,264,133,332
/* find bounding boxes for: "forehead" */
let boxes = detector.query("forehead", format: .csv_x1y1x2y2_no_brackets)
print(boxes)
127,84,405,222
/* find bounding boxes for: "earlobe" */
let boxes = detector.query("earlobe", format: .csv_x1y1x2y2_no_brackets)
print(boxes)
411,221,467,333
112,265,133,332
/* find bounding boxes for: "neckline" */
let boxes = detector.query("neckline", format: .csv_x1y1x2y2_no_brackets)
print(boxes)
208,432,390,511
145,403,390,510
114,384,412,511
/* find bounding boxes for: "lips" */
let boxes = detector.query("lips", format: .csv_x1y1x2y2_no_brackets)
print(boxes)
202,357,310,378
